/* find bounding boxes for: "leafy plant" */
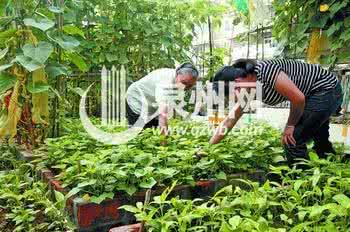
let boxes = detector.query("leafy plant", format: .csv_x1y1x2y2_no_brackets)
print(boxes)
123,153,350,231
272,0,350,65
0,0,86,147
37,119,284,203
0,157,74,232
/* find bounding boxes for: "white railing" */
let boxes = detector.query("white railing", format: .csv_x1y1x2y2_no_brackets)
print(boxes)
101,65,127,126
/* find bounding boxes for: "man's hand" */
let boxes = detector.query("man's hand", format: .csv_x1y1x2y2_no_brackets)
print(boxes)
282,125,296,146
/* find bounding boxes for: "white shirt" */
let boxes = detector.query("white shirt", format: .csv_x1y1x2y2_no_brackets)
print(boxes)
126,68,177,117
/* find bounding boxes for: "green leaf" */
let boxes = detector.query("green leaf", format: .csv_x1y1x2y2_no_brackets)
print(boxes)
54,35,80,51
105,53,118,62
125,185,137,196
54,190,65,203
65,52,88,72
22,41,53,64
66,187,81,199
310,14,328,28
0,63,12,72
326,22,342,37
48,6,64,13
229,215,241,229
23,18,55,31
46,64,69,78
311,168,321,187
215,171,227,180
77,179,97,188
68,87,85,96
64,10,77,23
214,185,232,197
339,29,350,42
119,53,129,64
0,47,8,60
309,203,337,218
333,194,350,209
27,82,50,93
15,55,43,72
293,180,305,191
140,177,157,189
308,152,319,161
90,192,114,204
0,29,16,47
219,221,232,232
329,2,347,18
0,15,12,26
345,18,350,28
0,72,16,94
158,168,177,177
161,37,172,48
119,205,140,214
63,25,85,38
338,50,350,63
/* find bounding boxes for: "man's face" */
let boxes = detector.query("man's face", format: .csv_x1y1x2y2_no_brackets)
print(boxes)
176,74,196,90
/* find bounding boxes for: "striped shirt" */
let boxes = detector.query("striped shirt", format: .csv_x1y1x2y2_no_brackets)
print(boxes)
254,59,338,106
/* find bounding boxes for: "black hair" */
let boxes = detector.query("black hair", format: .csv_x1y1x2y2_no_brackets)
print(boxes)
211,66,242,82
210,60,256,96
210,66,237,96
231,59,257,78
176,62,199,79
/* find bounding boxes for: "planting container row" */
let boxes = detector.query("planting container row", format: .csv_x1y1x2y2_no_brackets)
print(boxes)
16,148,266,232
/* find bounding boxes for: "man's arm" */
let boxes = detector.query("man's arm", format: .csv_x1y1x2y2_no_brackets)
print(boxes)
209,103,243,144
274,71,305,145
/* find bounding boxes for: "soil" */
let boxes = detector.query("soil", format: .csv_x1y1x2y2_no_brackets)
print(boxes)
0,208,14,232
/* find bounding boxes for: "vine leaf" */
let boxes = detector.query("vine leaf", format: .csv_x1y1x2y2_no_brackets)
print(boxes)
54,35,80,51
63,25,85,38
0,72,16,94
49,6,64,14
27,82,50,94
15,55,43,72
0,47,8,60
0,63,12,72
23,18,55,31
65,52,88,72
22,42,53,64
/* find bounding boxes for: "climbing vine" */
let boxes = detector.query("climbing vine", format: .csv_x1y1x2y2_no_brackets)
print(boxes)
272,0,350,65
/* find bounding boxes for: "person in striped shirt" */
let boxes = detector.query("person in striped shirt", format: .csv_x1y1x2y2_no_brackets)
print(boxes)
210,59,343,165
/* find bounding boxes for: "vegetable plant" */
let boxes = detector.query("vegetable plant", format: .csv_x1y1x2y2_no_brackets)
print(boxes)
0,150,74,232
123,153,350,231
37,119,284,203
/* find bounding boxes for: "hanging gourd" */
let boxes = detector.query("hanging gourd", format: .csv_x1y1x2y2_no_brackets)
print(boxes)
307,28,328,64
31,67,49,125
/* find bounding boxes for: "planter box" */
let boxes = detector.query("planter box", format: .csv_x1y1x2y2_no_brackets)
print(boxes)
16,149,266,232
343,126,350,154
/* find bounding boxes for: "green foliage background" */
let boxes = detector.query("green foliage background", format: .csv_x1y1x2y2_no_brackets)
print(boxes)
272,0,350,65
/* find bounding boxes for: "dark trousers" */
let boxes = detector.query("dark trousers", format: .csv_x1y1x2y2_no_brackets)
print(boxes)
126,102,159,129
285,83,343,165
